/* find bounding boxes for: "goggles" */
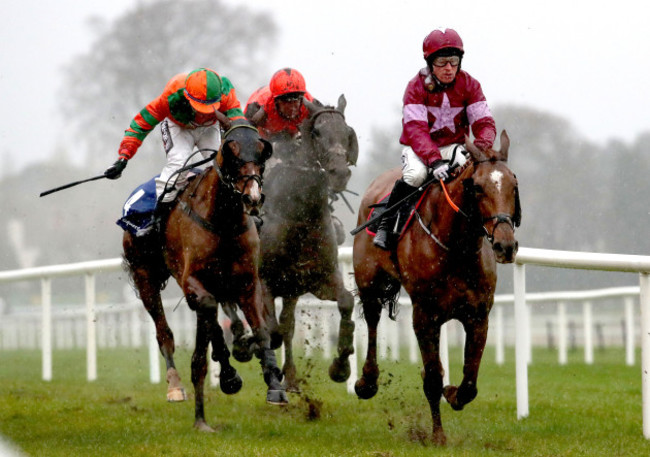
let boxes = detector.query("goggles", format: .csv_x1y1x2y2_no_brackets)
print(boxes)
276,93,304,103
432,55,461,67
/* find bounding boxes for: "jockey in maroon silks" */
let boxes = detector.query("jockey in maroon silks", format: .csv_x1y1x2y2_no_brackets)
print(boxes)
373,28,497,250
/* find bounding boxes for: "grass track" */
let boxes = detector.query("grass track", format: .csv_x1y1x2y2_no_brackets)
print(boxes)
1,346,649,456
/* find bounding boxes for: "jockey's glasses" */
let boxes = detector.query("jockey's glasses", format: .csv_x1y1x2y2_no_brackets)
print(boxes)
276,93,304,103
432,56,461,67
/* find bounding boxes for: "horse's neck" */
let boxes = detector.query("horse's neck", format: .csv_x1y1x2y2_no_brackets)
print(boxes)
420,177,481,253
191,169,244,223
266,163,329,221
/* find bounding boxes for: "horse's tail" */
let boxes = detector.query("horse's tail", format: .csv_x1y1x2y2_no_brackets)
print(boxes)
354,279,401,321
121,248,169,298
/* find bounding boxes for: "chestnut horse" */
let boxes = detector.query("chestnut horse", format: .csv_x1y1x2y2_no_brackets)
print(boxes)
223,95,358,391
352,131,520,445
123,121,286,432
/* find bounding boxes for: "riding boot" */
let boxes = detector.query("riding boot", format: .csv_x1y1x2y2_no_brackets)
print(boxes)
154,199,177,236
373,179,415,251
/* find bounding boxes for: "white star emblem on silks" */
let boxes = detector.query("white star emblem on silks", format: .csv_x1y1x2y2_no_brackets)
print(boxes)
428,93,463,133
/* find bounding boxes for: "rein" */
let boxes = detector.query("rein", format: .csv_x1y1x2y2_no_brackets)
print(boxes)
418,158,517,248
179,123,264,234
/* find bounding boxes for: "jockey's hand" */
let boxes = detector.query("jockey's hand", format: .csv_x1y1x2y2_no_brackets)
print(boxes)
104,159,127,180
431,160,450,181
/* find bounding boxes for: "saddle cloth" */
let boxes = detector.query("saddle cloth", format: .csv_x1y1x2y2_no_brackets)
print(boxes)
116,176,158,236
116,170,202,236
365,188,427,239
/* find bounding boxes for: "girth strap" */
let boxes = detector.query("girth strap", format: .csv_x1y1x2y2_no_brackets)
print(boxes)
178,201,251,236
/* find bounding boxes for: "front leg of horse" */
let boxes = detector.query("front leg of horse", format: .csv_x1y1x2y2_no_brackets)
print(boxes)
278,297,300,393
414,317,447,445
354,296,381,400
329,286,355,383
221,302,256,362
443,319,488,411
239,289,288,405
191,309,215,432
210,314,243,395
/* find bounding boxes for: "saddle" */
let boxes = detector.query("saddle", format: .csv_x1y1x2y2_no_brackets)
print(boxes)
365,188,428,239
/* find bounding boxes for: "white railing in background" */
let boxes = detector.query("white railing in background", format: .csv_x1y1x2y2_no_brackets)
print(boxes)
1,246,649,439
510,247,650,440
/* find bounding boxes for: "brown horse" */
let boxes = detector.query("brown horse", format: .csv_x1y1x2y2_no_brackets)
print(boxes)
122,121,286,432
223,95,358,391
352,131,520,445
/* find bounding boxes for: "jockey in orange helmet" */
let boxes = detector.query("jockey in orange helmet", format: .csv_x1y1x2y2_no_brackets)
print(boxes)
244,68,315,141
373,28,497,250
104,68,245,227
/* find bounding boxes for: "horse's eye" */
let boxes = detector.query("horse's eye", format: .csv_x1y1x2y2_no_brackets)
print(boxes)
474,184,484,195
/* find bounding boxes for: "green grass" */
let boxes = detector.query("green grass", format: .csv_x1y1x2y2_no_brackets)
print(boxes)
1,346,649,456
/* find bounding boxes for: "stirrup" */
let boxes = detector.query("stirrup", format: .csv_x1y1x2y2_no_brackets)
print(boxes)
373,229,392,250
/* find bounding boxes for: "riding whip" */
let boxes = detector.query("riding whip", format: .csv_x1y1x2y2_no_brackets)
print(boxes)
349,177,437,236
350,163,460,236
39,174,107,197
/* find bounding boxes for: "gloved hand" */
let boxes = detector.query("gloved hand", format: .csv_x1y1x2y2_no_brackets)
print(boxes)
104,159,128,179
431,160,450,181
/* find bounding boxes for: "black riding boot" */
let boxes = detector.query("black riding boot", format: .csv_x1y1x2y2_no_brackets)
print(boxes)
373,179,415,251
154,199,176,235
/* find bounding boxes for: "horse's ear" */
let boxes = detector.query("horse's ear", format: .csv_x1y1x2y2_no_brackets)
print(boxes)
259,138,273,163
347,126,359,165
303,97,319,116
337,94,347,115
499,130,510,161
214,110,232,132
465,135,488,162
250,107,266,127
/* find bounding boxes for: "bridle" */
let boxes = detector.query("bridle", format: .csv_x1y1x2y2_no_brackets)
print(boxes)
214,124,266,203
418,157,518,249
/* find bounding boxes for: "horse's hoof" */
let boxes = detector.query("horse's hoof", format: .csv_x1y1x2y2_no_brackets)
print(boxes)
232,344,253,363
220,372,243,395
193,420,216,433
284,382,301,394
354,380,378,400
266,389,289,405
328,357,351,383
432,428,447,446
167,387,187,402
442,385,464,411
270,332,283,350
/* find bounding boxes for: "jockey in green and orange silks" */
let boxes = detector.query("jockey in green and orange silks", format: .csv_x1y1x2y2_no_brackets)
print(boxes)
105,68,246,203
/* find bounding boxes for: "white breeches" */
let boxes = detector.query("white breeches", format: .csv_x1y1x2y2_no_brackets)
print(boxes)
155,119,222,202
401,143,468,187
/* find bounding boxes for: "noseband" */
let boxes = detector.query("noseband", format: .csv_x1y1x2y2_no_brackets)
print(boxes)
215,124,266,203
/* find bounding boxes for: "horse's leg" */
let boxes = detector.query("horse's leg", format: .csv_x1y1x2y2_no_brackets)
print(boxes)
262,283,282,350
354,294,382,400
278,296,299,393
221,302,254,362
413,305,447,446
132,268,186,402
238,284,288,406
210,309,243,395
191,307,215,432
328,274,355,383
443,315,489,411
